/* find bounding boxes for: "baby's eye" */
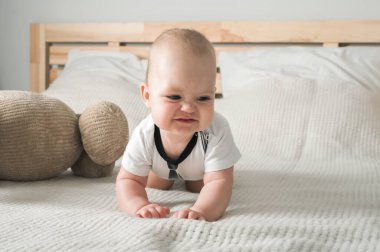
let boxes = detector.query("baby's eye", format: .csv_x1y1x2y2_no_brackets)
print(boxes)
166,95,181,100
197,96,211,102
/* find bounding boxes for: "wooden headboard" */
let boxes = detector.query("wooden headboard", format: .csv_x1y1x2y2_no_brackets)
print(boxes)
30,20,380,93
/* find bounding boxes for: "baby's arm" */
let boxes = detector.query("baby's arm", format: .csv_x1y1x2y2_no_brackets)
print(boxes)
175,167,234,222
116,168,170,218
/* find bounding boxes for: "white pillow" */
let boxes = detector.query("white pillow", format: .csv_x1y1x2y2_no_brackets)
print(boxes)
65,50,147,86
219,46,380,97
215,76,380,162
44,50,149,133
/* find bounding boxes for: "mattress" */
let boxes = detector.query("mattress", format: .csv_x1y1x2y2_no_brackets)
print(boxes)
1,76,380,251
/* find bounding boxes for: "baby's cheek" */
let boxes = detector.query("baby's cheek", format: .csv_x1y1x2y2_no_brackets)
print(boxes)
200,109,214,130
151,110,170,129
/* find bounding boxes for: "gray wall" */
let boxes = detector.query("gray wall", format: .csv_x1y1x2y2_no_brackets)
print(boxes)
1,0,380,91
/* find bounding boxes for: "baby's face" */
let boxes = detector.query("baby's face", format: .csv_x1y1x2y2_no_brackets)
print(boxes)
142,44,216,137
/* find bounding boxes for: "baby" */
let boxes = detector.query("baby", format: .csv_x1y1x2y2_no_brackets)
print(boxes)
116,28,241,221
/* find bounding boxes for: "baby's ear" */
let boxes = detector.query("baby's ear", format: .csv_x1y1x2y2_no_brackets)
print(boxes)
140,82,151,108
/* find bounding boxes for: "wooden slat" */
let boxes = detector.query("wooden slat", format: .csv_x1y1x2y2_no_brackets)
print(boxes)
323,42,340,48
49,68,63,84
143,22,221,42
215,71,222,97
45,22,222,42
108,41,120,47
44,21,380,43
30,24,47,92
45,23,144,42
49,45,151,65
221,20,380,43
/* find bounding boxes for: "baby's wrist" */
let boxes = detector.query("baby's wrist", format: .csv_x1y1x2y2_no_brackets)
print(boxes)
130,199,150,214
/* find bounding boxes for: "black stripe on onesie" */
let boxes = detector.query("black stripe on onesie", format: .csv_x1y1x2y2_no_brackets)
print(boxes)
154,125,198,180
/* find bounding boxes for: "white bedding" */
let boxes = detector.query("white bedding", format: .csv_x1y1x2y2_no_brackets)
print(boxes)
219,46,380,97
2,76,380,251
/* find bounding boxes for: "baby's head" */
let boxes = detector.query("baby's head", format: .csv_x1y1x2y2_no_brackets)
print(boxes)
141,28,217,136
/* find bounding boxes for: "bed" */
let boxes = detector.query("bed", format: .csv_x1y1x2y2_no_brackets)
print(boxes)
2,21,380,251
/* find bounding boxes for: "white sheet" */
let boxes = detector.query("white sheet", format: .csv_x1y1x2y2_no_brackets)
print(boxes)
2,77,380,251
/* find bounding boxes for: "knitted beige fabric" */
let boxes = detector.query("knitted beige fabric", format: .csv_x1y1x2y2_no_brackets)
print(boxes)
0,91,82,181
71,151,114,178
79,101,129,166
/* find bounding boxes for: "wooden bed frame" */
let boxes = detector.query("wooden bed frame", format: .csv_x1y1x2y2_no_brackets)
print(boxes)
30,20,380,93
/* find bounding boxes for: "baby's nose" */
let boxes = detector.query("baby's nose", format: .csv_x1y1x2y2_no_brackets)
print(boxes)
181,101,195,113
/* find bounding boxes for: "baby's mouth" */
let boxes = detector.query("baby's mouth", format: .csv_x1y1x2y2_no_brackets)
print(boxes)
175,118,197,123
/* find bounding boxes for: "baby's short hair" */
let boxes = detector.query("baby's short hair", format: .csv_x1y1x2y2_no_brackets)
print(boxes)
152,28,214,55
146,28,216,83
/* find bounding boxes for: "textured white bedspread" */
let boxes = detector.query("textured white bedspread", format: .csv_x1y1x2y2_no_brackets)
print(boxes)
2,77,380,251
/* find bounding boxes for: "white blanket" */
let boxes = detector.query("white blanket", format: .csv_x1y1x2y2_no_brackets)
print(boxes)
2,77,380,251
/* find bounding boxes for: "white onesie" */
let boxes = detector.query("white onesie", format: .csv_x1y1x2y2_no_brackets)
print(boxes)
122,112,241,181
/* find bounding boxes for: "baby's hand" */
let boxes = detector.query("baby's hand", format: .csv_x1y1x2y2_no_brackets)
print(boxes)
135,203,170,218
173,208,206,221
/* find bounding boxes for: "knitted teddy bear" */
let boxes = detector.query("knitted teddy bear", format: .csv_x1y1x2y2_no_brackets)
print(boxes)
0,91,129,181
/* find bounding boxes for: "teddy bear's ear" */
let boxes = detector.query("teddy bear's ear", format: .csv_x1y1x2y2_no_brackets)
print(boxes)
78,101,129,166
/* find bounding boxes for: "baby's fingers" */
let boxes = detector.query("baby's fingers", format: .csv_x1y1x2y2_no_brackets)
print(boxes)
188,211,205,221
154,205,170,218
174,209,190,219
174,209,206,221
136,204,170,218
136,208,154,218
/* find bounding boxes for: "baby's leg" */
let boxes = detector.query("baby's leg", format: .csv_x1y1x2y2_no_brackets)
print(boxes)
147,171,174,190
185,180,204,193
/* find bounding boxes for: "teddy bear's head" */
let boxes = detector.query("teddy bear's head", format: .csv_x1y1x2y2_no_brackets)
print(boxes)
72,101,129,178
0,91,128,181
